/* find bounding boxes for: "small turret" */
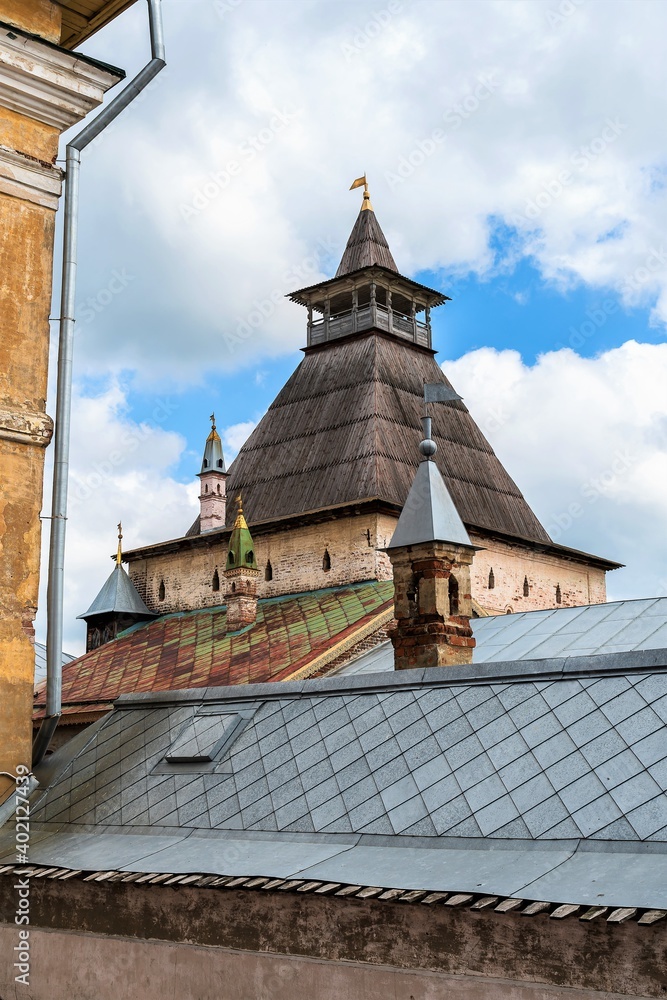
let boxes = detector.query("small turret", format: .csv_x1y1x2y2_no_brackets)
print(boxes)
198,413,227,533
387,420,476,670
224,495,259,631
287,176,448,350
78,523,156,651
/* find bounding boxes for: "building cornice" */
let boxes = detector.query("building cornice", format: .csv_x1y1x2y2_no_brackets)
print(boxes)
0,406,53,448
0,22,124,131
0,144,62,209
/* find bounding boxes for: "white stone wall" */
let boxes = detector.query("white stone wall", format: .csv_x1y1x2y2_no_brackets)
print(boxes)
128,513,607,616
470,532,607,615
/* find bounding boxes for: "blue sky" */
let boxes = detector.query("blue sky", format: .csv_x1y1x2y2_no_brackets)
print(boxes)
93,244,661,490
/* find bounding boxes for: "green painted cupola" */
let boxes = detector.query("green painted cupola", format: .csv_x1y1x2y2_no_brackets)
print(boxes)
226,495,258,571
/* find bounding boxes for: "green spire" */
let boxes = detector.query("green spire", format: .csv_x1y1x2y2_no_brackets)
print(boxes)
226,495,257,571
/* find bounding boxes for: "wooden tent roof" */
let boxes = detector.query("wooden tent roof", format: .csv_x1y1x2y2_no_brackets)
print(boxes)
224,331,551,542
58,1,137,49
335,206,398,277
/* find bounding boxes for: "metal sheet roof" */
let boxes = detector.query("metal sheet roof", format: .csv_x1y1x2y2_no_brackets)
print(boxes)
9,651,667,910
33,642,74,686
387,457,472,549
77,563,156,620
338,597,667,675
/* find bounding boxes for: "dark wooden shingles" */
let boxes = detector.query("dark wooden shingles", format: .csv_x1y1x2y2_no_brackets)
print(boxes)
226,333,549,543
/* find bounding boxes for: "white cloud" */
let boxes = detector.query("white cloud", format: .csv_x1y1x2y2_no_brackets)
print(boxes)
442,341,667,600
36,393,260,656
37,380,197,655
40,1,667,655
70,0,667,384
222,420,257,461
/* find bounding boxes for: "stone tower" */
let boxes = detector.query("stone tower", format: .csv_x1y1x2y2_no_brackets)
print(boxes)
78,525,156,651
123,181,620,617
224,496,259,631
387,419,476,670
198,414,227,534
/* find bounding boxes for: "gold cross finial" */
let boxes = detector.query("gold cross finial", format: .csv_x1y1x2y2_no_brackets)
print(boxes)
116,522,123,566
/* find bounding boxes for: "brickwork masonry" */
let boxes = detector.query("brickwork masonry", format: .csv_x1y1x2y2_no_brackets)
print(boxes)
127,513,606,620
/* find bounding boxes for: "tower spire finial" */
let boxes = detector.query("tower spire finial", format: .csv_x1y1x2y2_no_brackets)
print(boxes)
210,411,216,432
116,522,123,566
233,493,247,528
349,173,373,212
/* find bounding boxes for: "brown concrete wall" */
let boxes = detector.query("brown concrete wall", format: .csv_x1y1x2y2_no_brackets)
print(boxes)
0,926,656,1000
0,878,664,998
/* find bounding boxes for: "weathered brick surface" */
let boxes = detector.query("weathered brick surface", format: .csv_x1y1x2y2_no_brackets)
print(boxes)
470,531,607,614
128,513,607,622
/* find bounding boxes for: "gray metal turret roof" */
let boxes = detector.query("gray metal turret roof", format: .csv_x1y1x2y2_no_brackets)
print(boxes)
200,420,226,475
77,564,156,621
387,455,472,550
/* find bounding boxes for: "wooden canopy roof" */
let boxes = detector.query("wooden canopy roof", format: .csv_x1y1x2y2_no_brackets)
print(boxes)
58,0,137,50
224,330,552,543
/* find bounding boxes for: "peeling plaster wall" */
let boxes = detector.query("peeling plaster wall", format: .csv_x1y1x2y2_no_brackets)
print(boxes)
0,2,122,795
0,117,56,792
0,880,664,999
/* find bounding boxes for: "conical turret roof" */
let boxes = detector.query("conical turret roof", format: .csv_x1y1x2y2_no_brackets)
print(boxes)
335,197,398,277
200,414,226,474
388,439,472,550
78,563,156,621
226,496,258,571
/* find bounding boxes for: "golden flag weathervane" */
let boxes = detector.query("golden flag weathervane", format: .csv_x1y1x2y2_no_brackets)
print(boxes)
349,173,373,211
116,522,123,566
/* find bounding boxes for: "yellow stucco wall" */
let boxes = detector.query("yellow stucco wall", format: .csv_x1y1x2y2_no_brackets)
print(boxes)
0,0,62,43
0,0,62,797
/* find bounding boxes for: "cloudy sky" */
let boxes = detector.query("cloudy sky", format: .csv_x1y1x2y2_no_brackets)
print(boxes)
41,0,667,652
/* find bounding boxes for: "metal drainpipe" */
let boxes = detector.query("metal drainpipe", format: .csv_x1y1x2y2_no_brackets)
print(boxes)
32,0,166,767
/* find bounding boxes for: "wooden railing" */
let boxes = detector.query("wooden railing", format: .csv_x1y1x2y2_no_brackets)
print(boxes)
308,304,430,348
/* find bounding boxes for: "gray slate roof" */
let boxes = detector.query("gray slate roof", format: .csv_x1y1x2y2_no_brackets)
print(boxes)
339,597,667,675
77,564,156,621
7,648,667,910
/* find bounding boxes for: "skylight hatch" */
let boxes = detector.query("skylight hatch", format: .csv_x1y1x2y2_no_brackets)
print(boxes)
165,713,241,763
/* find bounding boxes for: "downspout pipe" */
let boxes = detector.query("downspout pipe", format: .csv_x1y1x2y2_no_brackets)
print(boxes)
33,0,166,767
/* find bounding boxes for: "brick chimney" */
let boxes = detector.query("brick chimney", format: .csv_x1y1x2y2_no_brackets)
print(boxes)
387,419,476,670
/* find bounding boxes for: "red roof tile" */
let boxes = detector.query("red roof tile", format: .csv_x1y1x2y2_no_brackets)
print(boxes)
34,582,393,716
